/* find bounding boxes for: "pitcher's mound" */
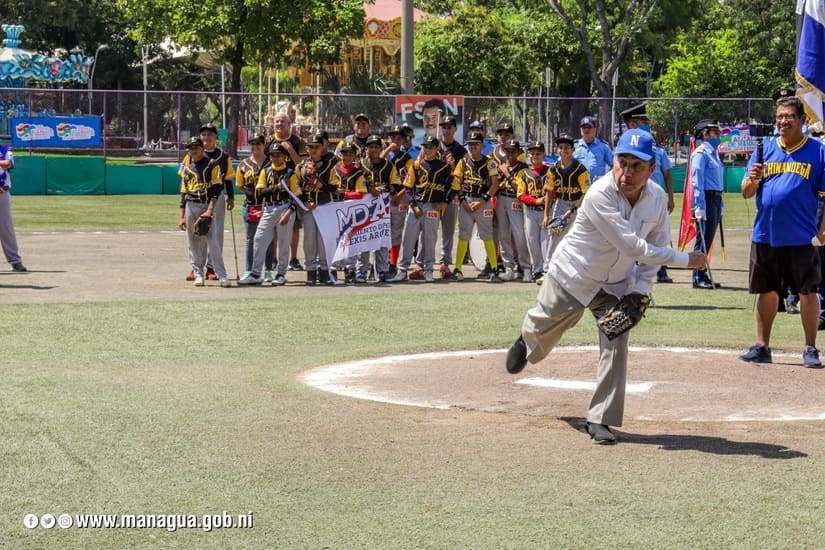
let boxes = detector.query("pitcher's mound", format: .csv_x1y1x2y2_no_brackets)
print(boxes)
301,346,825,422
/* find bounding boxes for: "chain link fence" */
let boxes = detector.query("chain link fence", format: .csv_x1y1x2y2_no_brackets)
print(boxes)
0,87,775,165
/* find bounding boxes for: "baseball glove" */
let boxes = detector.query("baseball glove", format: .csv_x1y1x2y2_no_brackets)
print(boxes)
546,214,570,235
192,215,213,236
547,207,576,236
597,293,650,341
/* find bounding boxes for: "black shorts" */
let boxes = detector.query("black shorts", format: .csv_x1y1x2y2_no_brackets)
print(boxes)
748,242,821,295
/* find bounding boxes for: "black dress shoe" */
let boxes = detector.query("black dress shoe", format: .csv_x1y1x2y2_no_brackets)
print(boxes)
586,422,617,445
693,279,714,289
505,336,527,374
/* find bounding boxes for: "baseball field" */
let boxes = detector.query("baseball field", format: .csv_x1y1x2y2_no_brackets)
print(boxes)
3,193,825,548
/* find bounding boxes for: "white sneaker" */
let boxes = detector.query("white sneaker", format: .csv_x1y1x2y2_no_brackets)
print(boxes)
522,271,533,283
502,267,516,281
424,271,434,282
193,276,204,287
220,279,231,288
389,271,408,282
238,273,263,285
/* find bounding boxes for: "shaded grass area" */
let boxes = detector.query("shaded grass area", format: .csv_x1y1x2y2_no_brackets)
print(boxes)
3,292,825,548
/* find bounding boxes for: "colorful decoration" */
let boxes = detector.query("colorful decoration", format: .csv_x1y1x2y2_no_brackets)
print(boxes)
0,24,94,87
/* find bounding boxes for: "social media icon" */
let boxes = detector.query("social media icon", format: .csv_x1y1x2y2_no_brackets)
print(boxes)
40,514,56,529
23,514,39,529
57,514,72,529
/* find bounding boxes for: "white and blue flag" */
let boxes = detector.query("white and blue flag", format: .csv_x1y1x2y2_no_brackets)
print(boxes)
796,0,825,123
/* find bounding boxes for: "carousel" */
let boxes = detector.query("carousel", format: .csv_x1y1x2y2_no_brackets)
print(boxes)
0,24,95,134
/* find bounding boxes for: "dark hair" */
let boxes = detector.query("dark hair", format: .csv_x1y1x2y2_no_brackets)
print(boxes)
776,97,805,118
422,98,443,111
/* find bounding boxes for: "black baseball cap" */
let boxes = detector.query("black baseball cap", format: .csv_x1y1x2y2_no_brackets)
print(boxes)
496,122,515,133
248,133,266,145
422,135,439,147
465,131,485,144
365,135,383,146
307,132,325,145
339,141,358,154
555,133,576,146
199,123,218,134
526,141,545,152
186,137,204,148
354,113,370,123
268,142,286,155
503,139,521,150
619,103,649,122
439,115,457,127
387,125,404,136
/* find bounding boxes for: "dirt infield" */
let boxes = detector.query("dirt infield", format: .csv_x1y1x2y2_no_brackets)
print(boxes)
302,347,825,424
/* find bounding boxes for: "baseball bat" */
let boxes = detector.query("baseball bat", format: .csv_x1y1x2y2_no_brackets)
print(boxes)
228,203,240,281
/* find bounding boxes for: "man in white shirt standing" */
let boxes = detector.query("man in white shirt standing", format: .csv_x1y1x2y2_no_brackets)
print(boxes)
505,129,708,445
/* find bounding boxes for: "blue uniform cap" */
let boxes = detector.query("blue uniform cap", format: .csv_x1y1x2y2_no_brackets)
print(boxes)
615,128,654,161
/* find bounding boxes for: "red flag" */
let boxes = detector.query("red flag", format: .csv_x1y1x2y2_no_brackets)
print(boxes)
677,137,696,251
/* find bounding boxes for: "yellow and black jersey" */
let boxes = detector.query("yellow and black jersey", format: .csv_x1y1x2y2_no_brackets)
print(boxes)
331,163,368,196
497,160,528,197
390,151,414,188
179,156,222,203
454,155,499,196
547,158,590,201
362,157,401,192
235,156,270,205
515,165,550,199
405,158,460,204
185,147,235,200
265,133,307,171
256,163,300,204
298,152,339,205
440,140,467,165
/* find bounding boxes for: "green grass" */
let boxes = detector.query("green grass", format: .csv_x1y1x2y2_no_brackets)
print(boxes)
4,193,825,548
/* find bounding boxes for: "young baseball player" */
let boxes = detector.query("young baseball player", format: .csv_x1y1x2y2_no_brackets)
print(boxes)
330,141,367,283
383,125,414,275
238,142,300,286
496,138,530,280
360,134,401,282
389,135,460,283
298,132,340,286
199,124,235,280
235,133,274,282
544,133,591,271
516,141,552,282
178,137,230,287
452,130,501,282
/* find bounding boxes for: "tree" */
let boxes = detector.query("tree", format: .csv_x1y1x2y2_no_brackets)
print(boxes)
119,0,365,154
546,0,663,136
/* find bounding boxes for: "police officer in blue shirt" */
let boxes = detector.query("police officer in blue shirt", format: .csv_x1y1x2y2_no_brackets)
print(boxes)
690,119,724,289
573,115,614,180
401,122,421,160
621,103,676,283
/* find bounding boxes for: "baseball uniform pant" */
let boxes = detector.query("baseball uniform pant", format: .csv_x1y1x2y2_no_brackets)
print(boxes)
506,200,531,273
399,203,440,272
495,196,519,268
186,202,228,280
243,204,273,272
205,194,226,270
439,199,459,265
521,273,628,427
251,202,294,276
302,209,329,271
390,204,407,247
523,207,548,275
0,190,22,265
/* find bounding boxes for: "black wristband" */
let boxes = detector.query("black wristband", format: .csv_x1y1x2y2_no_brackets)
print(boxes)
481,193,491,202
